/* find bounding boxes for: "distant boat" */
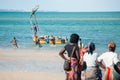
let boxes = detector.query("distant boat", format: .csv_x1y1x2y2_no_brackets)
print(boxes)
32,36,66,44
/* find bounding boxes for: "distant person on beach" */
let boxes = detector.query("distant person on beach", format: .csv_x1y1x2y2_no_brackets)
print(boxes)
32,35,38,43
83,42,102,80
65,36,68,43
51,35,55,45
11,37,18,48
45,36,49,44
36,38,42,48
96,42,120,80
32,24,38,36
59,33,81,80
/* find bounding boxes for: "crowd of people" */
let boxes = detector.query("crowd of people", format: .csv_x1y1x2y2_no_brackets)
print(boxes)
59,33,120,80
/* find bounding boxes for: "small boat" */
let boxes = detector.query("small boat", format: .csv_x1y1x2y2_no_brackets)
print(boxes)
32,36,66,44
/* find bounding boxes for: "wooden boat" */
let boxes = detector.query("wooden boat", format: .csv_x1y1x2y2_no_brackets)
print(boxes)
32,37,66,44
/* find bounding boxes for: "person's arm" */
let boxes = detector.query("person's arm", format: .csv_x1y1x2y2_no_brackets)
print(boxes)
75,50,80,61
59,48,67,60
96,60,106,71
116,62,120,73
80,55,84,65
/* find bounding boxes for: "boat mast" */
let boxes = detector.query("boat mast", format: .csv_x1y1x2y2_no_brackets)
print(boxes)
30,5,40,36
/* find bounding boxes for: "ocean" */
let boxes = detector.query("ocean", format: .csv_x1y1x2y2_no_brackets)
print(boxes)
0,12,120,53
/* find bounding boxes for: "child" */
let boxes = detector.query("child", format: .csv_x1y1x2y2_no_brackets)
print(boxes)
11,37,18,48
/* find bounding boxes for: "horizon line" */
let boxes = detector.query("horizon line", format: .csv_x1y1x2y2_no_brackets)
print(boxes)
0,9,120,13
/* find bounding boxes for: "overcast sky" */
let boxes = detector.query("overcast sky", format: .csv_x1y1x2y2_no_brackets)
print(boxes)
0,0,120,12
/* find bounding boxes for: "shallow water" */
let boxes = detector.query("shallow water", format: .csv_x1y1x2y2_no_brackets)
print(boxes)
0,12,120,53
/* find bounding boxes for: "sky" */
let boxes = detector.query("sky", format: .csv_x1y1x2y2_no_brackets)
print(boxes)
0,0,120,12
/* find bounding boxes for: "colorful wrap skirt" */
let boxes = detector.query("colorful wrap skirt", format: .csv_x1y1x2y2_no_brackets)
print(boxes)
104,67,113,80
65,58,80,80
104,67,120,80
85,66,102,80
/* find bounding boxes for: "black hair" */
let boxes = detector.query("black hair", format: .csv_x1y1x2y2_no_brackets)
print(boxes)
108,42,116,52
88,42,95,54
14,37,16,39
70,33,79,44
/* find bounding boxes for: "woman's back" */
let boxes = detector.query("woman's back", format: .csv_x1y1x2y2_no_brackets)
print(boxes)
97,51,118,67
84,52,98,67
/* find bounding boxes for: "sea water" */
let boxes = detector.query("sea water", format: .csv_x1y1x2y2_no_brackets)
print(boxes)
0,12,120,52
0,12,120,72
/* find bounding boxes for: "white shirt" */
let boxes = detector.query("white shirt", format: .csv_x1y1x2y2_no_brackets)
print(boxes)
97,52,119,67
84,52,98,67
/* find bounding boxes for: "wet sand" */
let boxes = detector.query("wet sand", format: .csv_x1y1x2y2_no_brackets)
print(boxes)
0,48,65,80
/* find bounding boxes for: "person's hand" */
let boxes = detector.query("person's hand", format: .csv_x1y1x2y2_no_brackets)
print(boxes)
113,62,120,74
117,62,120,72
81,47,88,53
80,47,88,56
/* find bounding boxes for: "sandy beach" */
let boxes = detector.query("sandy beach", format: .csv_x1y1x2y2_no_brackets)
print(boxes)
0,70,65,80
0,48,120,80
0,48,65,80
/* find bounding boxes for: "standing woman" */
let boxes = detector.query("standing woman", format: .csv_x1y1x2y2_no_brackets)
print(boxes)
96,42,120,80
84,42,102,80
59,33,81,80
